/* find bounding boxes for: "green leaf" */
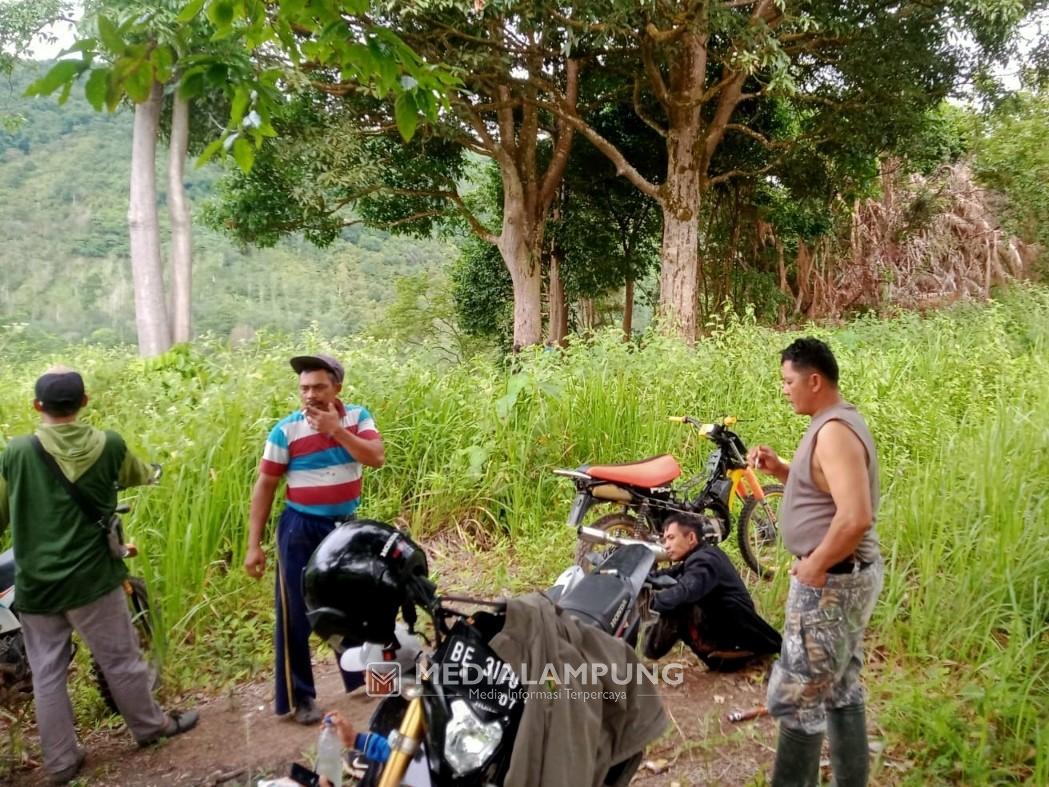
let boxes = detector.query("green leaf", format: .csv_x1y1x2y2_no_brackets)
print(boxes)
177,0,207,23
206,63,228,86
179,70,206,99
84,68,109,111
25,60,88,97
105,75,123,111
62,39,98,56
394,92,418,142
196,138,224,168
97,16,126,55
58,80,73,106
232,136,255,173
124,64,153,103
230,87,249,125
207,0,235,29
152,46,175,83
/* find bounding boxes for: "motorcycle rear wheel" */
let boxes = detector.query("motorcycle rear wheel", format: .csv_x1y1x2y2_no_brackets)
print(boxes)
574,513,657,571
0,629,33,698
92,576,158,714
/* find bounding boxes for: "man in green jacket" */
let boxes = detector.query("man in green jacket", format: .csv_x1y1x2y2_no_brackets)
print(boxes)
0,367,198,784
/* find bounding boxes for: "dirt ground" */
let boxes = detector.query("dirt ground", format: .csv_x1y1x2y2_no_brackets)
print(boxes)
2,651,786,787
2,535,875,786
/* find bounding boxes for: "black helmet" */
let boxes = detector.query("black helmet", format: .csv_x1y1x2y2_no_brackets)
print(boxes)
303,520,431,644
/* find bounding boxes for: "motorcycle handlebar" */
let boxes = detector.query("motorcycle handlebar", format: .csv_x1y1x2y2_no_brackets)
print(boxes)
669,415,739,430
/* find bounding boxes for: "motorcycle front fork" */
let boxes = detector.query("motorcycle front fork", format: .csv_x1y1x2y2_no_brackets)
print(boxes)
377,695,426,787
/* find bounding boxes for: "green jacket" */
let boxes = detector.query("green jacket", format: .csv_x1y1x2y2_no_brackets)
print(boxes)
0,422,153,614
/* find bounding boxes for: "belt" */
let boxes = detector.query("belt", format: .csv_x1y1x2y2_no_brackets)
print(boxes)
826,555,872,575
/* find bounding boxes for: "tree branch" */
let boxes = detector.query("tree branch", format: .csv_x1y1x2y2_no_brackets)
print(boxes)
385,187,498,243
640,36,671,112
702,71,747,171
535,98,661,200
707,158,780,186
539,59,579,211
724,123,791,149
633,77,667,137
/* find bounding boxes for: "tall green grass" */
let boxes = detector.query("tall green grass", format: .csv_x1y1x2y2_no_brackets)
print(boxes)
1,286,1047,783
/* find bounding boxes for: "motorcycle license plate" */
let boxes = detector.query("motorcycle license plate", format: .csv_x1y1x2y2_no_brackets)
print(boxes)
436,629,522,720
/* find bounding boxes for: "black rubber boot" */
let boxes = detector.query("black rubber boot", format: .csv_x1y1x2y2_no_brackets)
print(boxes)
827,703,870,787
771,723,823,787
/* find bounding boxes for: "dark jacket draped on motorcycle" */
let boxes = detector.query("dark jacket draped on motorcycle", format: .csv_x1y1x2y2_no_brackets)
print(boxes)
489,592,667,787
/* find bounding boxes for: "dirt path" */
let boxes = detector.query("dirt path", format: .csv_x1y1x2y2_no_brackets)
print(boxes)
3,651,783,787
2,536,802,786
5,664,377,787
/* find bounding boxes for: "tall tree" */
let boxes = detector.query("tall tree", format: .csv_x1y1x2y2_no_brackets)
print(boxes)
26,0,453,354
535,0,1043,340
206,1,581,348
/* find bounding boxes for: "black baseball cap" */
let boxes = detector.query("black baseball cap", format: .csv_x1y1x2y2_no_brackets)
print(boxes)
289,354,344,384
34,370,86,409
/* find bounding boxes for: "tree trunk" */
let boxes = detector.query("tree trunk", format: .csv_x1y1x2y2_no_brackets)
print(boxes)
168,93,192,344
128,81,171,357
578,297,596,335
497,195,543,350
547,253,568,346
623,278,634,339
658,125,702,342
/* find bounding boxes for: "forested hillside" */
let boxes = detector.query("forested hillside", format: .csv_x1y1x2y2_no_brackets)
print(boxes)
0,63,457,350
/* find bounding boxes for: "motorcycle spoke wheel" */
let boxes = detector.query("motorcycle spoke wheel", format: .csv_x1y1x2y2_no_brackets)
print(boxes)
737,485,790,579
574,513,652,572
92,577,157,714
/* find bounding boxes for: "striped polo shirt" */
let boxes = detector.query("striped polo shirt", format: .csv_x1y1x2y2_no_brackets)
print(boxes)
259,400,380,518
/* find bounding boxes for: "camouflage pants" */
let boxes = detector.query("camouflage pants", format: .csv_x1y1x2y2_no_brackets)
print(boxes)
766,559,883,734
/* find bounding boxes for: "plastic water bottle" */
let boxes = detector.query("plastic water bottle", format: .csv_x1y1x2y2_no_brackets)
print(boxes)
316,714,343,787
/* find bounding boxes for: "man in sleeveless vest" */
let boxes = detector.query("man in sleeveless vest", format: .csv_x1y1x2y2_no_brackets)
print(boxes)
748,339,884,787
0,367,198,784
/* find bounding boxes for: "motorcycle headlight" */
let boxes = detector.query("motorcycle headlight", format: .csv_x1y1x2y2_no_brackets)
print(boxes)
443,698,503,776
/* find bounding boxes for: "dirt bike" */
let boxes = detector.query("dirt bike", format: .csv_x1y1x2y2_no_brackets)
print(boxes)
554,415,787,578
0,486,157,713
352,529,666,786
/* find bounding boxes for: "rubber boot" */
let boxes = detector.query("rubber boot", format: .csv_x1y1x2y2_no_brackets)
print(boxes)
771,723,823,787
827,703,870,787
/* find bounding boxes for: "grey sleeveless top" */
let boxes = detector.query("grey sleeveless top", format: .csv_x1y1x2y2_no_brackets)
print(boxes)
781,401,881,562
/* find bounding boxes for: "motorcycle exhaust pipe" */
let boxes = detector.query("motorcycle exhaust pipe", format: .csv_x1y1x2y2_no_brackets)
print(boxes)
577,526,668,561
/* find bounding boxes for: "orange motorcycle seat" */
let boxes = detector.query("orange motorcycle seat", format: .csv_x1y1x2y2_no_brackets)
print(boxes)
587,454,682,488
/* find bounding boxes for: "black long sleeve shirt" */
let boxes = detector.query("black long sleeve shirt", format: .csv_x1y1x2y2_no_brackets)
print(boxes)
652,545,781,654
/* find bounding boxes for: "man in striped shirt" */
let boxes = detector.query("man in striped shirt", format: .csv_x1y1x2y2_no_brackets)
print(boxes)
244,354,385,724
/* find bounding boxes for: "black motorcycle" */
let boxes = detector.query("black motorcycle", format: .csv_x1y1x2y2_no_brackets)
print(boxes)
354,530,666,786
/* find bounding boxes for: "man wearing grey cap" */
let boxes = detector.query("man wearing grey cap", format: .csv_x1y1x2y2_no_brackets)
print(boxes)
0,367,198,784
244,354,385,724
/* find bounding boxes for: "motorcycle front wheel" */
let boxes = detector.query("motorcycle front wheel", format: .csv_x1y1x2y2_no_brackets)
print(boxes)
92,576,158,714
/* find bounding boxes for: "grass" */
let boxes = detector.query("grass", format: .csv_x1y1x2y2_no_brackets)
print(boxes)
1,285,1047,783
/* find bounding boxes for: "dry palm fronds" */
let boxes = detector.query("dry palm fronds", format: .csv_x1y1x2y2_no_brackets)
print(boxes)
777,160,1037,320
